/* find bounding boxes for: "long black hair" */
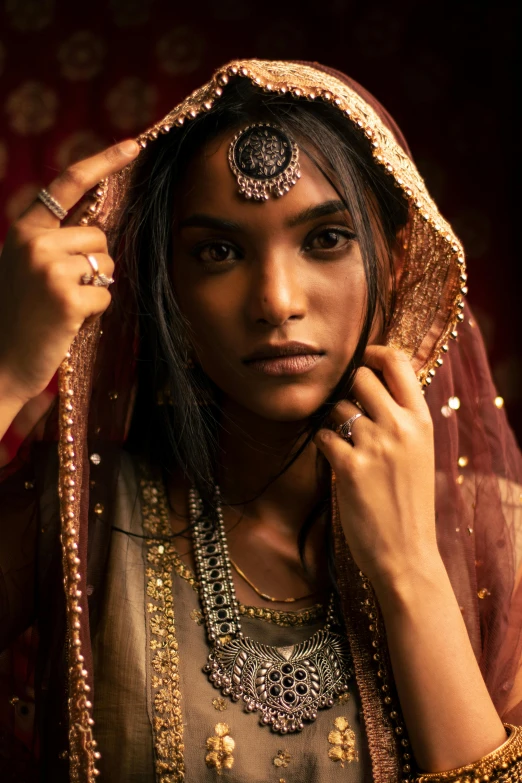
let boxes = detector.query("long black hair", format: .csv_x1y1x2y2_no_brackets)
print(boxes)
123,79,408,556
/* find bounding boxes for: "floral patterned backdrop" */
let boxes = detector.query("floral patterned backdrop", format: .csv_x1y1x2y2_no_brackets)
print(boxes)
0,0,520,463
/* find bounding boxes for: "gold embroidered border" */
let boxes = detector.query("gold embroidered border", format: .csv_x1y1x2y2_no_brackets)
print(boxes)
140,476,185,782
58,328,101,782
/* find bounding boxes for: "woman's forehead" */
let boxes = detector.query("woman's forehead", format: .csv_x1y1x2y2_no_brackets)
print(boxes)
176,131,344,228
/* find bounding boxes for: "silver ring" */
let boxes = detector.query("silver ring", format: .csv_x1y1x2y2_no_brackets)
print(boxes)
36,189,68,221
81,273,114,288
337,413,364,441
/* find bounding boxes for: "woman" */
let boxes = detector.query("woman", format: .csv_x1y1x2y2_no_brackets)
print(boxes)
0,59,521,783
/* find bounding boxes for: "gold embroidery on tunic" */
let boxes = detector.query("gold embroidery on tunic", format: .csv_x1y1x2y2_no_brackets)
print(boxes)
328,716,359,767
212,698,227,712
273,749,291,768
171,548,199,589
141,476,185,782
338,692,351,704
190,608,204,625
205,723,235,774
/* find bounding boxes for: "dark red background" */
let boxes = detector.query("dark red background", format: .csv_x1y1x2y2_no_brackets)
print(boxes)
1,0,519,458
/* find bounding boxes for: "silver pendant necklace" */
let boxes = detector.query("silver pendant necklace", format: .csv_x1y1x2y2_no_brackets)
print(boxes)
190,485,354,734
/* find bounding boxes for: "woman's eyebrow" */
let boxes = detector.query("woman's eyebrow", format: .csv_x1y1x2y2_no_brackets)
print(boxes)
177,199,348,233
286,199,348,227
178,214,242,231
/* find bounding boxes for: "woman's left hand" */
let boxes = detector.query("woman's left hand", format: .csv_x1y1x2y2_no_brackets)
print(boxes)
314,345,440,591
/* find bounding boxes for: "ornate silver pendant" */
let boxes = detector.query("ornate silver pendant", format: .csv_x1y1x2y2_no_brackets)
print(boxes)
228,123,301,201
205,629,352,733
191,486,353,735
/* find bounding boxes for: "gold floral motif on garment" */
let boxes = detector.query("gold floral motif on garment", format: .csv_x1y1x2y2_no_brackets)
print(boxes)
190,608,204,625
205,723,235,774
328,716,359,767
273,749,292,768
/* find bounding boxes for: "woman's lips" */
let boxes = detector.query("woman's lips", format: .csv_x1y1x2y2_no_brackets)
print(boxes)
244,354,324,376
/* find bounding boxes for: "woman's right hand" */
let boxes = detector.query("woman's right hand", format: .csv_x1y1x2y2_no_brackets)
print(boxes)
0,140,140,413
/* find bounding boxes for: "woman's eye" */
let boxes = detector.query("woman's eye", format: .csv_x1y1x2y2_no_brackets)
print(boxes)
307,229,355,251
197,242,238,264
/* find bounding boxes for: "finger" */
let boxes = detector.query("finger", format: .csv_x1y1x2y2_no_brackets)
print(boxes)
31,226,110,255
314,427,355,475
330,400,373,444
350,365,398,423
20,140,140,230
77,286,113,323
363,345,425,411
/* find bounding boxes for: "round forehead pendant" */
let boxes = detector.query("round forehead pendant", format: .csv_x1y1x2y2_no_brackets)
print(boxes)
228,123,301,201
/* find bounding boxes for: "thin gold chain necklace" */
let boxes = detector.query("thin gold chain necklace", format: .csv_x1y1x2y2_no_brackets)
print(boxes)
229,556,318,603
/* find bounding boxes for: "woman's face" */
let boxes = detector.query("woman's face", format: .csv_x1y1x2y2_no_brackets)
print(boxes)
172,131,378,423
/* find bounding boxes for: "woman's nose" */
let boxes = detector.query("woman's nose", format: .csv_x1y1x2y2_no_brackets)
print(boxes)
249,255,307,327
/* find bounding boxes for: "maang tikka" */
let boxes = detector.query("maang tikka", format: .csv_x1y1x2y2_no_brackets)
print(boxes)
228,123,301,201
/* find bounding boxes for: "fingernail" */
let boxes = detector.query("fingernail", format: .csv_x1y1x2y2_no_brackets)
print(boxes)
120,140,139,156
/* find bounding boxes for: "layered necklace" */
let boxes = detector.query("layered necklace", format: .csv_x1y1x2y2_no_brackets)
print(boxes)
190,485,354,735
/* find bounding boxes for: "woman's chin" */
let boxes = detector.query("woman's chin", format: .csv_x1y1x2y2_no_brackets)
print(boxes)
229,386,331,423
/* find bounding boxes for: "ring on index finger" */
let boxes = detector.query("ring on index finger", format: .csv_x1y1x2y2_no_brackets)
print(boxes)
36,189,68,221
337,413,364,442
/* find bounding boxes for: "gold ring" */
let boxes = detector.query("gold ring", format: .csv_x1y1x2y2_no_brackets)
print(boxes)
84,254,99,278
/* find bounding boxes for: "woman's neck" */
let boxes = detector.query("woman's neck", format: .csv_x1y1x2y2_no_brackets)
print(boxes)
216,397,328,538
167,397,332,608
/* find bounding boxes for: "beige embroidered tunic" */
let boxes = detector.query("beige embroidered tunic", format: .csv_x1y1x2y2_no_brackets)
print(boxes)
92,454,372,782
